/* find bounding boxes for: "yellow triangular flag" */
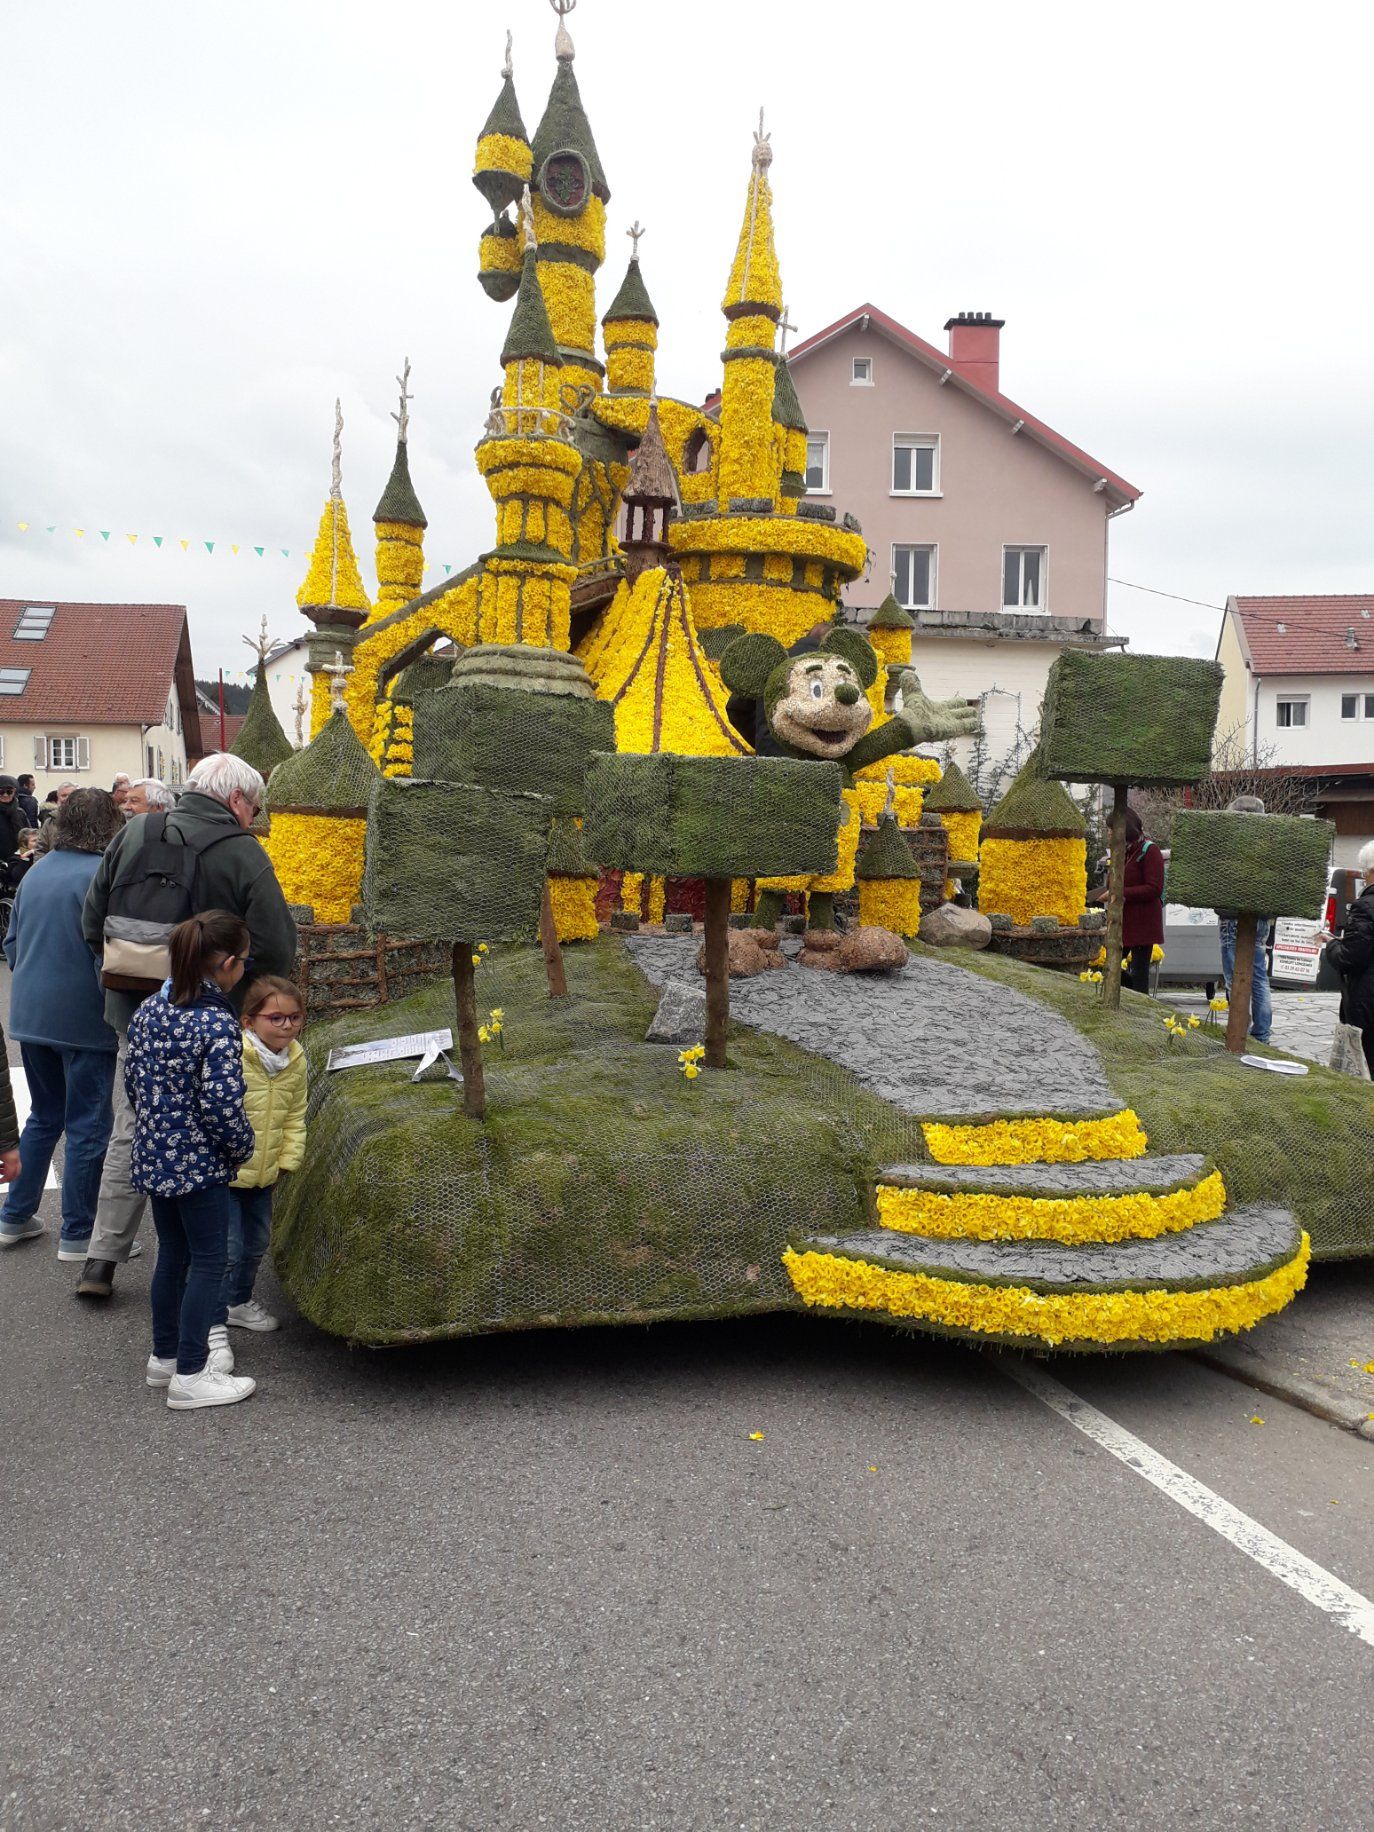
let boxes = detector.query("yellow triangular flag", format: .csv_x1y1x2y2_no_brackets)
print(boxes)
179,539,189,551
126,533,137,545
230,543,240,555
16,521,28,533
74,527,85,538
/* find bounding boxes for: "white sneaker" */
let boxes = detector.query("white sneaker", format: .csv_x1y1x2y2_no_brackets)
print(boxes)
226,1298,280,1332
146,1354,176,1388
128,1239,144,1260
207,1324,235,1374
166,1366,256,1410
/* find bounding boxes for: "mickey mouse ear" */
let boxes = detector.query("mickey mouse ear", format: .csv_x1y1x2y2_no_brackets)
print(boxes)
719,631,788,698
820,626,879,689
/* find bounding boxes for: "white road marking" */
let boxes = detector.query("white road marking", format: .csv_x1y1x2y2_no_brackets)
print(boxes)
1000,1355,1374,1652
0,1066,61,1193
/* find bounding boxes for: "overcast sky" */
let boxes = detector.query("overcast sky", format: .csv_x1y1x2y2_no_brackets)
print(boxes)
3,0,1371,678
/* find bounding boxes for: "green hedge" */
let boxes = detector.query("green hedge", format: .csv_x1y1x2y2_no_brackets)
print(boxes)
1039,651,1223,787
1167,810,1333,918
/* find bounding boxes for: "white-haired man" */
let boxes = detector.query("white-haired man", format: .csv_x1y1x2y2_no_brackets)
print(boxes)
76,753,297,1299
125,777,176,816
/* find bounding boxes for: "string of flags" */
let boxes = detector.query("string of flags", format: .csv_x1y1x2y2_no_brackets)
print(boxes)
10,519,462,578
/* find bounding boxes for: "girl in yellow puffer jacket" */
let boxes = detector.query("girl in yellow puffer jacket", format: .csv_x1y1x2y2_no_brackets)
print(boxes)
222,976,307,1333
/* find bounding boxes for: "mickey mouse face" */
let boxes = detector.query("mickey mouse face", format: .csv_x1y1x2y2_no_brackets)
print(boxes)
771,652,873,759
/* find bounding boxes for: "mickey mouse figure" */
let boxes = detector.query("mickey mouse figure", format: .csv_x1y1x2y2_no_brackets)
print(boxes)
719,624,978,936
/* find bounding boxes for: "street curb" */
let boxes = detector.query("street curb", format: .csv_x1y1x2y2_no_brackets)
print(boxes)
1192,1345,1374,1441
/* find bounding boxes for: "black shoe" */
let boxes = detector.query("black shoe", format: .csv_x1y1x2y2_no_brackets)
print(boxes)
76,1258,115,1299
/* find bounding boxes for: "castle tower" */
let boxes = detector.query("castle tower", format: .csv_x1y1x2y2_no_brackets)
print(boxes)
602,224,658,398
717,116,784,508
619,400,677,583
527,2,609,405
475,34,533,303
296,402,372,736
772,350,808,504
371,359,428,624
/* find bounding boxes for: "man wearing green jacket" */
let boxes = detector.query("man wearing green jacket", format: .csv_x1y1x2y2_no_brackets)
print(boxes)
76,753,297,1299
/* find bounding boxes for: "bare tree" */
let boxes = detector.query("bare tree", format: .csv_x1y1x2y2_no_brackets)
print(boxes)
1131,724,1319,845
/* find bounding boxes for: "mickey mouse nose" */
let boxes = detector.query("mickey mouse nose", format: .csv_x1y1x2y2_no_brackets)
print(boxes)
835,683,861,706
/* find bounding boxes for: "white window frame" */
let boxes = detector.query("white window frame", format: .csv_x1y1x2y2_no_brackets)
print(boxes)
0,667,31,696
1342,693,1359,720
13,605,55,641
45,734,90,772
851,356,874,387
1002,544,1048,613
891,433,939,497
891,543,937,612
804,431,830,495
1275,696,1308,729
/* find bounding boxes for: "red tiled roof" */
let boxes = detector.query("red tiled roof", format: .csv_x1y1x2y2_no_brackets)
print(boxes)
0,600,193,724
1227,596,1374,675
786,302,1142,506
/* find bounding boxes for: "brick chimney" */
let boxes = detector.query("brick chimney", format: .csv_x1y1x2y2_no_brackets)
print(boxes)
944,311,1005,393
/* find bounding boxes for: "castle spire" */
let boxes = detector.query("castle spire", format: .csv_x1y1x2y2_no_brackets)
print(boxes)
474,32,533,214
721,111,782,321
602,221,660,397
297,401,371,631
372,358,429,622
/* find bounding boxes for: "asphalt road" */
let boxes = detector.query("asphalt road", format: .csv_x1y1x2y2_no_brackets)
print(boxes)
4,1005,1374,1829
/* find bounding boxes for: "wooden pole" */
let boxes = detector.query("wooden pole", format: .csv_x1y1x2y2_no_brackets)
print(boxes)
703,876,731,1070
538,880,568,999
450,941,487,1120
1225,912,1258,1055
1103,783,1129,1011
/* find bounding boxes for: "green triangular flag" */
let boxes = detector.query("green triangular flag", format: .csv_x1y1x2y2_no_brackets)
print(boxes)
205,541,214,553
254,546,264,557
153,535,163,547
45,524,55,534
443,564,451,575
280,548,289,557
100,530,111,541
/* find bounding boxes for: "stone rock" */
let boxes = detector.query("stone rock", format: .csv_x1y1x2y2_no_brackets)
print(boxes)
728,912,753,930
988,912,1014,932
1030,915,1061,935
611,911,641,933
694,928,787,978
645,978,706,1045
754,928,782,950
798,943,845,971
835,925,910,973
663,912,694,935
1079,909,1106,931
919,903,993,950
801,928,842,952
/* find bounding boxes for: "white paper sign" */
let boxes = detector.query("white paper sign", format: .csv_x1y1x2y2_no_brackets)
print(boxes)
1271,918,1322,987
326,1028,454,1073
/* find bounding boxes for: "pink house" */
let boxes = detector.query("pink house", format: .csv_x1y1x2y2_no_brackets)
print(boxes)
785,303,1142,790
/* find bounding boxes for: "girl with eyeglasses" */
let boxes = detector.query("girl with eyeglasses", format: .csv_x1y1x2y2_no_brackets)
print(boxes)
125,911,257,1410
221,976,307,1334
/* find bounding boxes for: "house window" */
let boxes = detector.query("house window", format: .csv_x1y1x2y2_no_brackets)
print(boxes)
852,357,873,386
13,606,54,640
0,668,31,695
1275,697,1308,728
892,434,938,495
805,433,829,493
146,745,156,777
1003,546,1046,611
46,735,90,771
892,544,936,611
1342,694,1359,719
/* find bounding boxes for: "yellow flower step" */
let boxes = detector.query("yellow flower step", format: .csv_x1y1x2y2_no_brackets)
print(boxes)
921,1108,1147,1167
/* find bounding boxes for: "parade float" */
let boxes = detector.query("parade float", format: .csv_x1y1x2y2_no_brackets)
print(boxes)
251,0,1373,1355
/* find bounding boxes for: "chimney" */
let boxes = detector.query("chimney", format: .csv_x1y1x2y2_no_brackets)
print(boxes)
944,310,1005,393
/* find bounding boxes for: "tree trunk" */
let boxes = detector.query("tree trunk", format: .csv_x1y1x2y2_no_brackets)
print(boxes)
1103,783,1129,1011
451,941,487,1120
538,881,568,999
703,876,731,1071
1225,913,1257,1055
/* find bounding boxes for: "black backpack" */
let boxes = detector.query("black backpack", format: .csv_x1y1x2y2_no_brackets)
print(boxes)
100,812,249,993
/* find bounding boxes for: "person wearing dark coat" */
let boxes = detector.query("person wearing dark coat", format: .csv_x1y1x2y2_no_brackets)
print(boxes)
0,776,29,888
1121,810,1166,994
15,774,39,826
1323,840,1374,1075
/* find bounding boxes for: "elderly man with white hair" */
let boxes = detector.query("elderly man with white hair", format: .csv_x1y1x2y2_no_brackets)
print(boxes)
125,777,176,816
76,753,297,1299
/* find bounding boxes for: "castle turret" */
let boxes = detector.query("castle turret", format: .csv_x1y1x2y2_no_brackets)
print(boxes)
475,34,533,302
602,225,658,397
619,400,677,583
717,117,783,507
772,352,808,503
297,403,372,736
371,359,428,623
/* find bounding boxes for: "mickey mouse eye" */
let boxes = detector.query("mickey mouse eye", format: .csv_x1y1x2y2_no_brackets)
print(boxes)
810,679,825,700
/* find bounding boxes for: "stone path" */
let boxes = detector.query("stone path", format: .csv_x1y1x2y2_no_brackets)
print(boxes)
1168,989,1342,1066
628,936,1116,1121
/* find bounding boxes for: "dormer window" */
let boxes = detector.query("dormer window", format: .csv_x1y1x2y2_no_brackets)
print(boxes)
0,668,30,695
13,606,54,640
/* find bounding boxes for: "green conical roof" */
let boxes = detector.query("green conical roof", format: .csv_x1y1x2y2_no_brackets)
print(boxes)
266,707,380,814
603,256,658,326
547,814,592,875
984,752,1086,839
479,71,528,145
869,593,916,631
531,59,609,202
923,759,982,814
855,812,921,880
230,664,293,779
373,437,427,529
772,357,807,433
502,250,561,366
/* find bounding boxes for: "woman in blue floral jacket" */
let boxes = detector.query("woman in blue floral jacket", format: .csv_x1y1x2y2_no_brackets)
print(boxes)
126,911,259,1411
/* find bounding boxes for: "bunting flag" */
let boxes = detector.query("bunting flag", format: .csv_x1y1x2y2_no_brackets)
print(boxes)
10,517,467,579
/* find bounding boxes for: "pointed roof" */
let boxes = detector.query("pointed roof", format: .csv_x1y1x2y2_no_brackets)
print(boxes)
722,128,783,319
502,248,561,366
265,706,380,814
478,68,528,146
230,665,294,779
625,403,678,505
374,438,427,528
868,593,916,631
296,497,371,618
855,812,922,880
582,567,751,757
603,255,658,326
923,758,982,814
772,356,806,432
984,752,1086,839
531,58,609,202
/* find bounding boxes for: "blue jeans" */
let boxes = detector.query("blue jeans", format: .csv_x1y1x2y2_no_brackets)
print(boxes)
1220,918,1272,1043
149,1186,231,1375
0,1044,116,1245
225,1185,274,1309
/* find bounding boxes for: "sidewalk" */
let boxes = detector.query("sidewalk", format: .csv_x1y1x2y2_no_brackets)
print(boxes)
1167,988,1342,1067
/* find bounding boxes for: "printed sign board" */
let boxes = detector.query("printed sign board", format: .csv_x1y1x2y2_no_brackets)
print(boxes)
326,1029,454,1073
1270,918,1322,988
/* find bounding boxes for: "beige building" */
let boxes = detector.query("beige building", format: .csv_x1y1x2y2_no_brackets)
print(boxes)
785,303,1141,792
0,599,202,795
